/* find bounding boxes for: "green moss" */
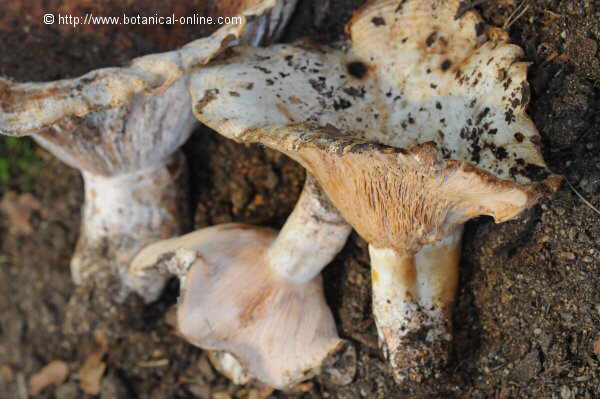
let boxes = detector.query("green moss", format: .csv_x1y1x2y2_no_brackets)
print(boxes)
0,136,41,187
367,325,379,337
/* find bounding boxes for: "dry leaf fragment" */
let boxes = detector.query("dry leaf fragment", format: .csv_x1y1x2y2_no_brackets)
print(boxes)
189,383,211,399
0,191,41,235
29,360,69,396
0,364,14,383
247,387,275,399
79,331,108,395
593,336,600,358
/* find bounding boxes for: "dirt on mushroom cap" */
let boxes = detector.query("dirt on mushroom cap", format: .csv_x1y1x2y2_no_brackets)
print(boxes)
191,0,560,251
191,0,553,189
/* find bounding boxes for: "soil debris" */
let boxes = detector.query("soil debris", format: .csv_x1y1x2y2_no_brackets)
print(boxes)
29,360,69,396
0,191,41,234
79,331,108,395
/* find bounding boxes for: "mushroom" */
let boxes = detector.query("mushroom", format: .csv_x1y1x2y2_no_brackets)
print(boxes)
131,175,356,388
239,124,560,384
187,0,560,384
0,0,298,333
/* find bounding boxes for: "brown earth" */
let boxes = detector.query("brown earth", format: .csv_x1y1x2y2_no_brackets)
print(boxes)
1,0,600,398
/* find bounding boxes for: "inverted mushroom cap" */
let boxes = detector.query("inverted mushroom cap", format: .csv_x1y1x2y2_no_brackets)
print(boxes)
191,0,550,184
131,223,351,388
189,0,560,248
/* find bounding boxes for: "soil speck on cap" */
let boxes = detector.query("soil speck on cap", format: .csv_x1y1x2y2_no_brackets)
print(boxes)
371,16,385,26
346,61,368,79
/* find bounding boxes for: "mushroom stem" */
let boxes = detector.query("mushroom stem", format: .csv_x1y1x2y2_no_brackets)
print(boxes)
266,175,352,284
71,152,188,303
368,226,463,383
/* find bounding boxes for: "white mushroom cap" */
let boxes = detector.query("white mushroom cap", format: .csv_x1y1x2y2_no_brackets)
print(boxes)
0,0,298,137
190,0,548,185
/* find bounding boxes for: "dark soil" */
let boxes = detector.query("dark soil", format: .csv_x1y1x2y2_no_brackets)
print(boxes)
1,0,600,398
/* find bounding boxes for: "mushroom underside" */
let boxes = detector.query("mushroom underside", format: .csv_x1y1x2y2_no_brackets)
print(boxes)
132,223,354,389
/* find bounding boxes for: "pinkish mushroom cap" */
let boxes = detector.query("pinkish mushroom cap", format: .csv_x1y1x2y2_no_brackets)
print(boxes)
131,176,356,388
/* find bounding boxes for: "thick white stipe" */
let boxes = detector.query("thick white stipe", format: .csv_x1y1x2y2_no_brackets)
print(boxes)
266,177,351,284
71,154,187,302
369,226,463,382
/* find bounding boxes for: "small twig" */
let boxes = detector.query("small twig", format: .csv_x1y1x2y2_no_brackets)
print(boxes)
17,373,27,399
503,1,530,30
490,362,508,372
455,0,493,19
566,179,600,216
138,359,169,368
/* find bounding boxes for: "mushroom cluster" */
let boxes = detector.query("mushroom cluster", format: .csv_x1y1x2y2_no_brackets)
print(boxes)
1,0,561,392
180,0,559,386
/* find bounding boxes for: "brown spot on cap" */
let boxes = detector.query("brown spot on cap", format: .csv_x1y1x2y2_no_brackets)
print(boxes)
346,61,368,79
520,81,531,107
498,68,507,81
195,89,219,114
372,16,386,26
288,96,303,105
441,59,452,71
514,132,524,142
395,0,408,13
504,108,515,124
426,32,438,47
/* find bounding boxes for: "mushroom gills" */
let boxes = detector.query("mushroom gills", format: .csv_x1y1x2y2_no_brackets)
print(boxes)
238,121,559,385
